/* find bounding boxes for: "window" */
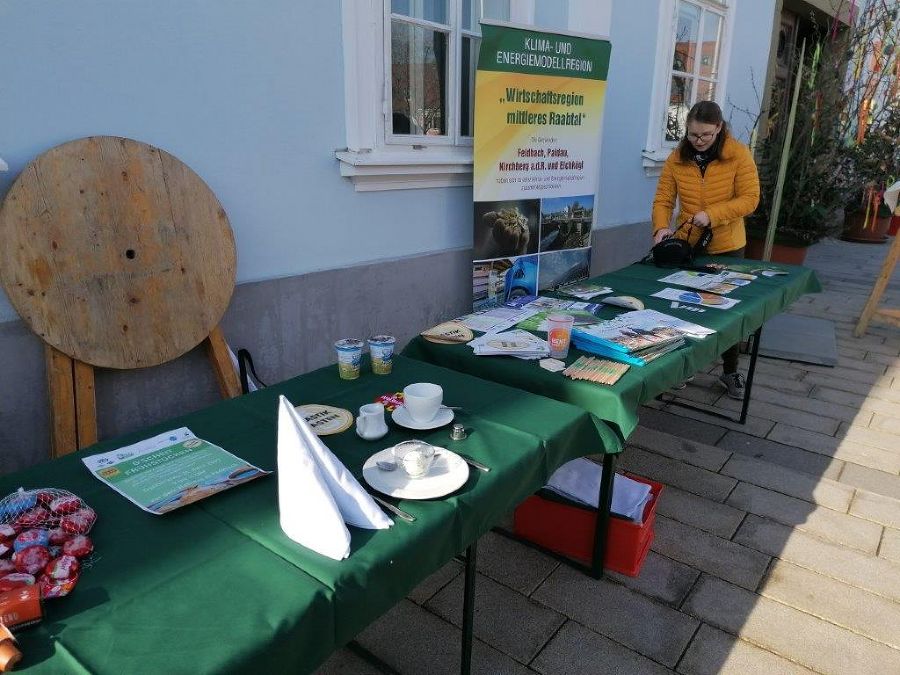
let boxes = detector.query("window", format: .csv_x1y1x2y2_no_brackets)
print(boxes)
665,0,725,141
387,1,510,145
337,0,611,191
643,0,732,175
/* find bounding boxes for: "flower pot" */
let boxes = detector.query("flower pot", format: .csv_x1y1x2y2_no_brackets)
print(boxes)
889,214,900,237
841,210,891,243
745,237,809,265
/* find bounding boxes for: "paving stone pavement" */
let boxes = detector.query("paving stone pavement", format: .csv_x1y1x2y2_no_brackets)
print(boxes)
317,240,900,674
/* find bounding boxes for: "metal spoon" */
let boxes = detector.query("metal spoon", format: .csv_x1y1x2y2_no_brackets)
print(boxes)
376,460,398,471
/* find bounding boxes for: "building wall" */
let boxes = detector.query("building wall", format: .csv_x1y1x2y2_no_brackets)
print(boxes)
0,0,773,471
598,0,777,229
0,0,476,323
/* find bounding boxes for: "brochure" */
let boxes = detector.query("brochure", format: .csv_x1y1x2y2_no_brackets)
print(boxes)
82,428,270,514
557,282,614,301
598,309,715,339
517,308,604,332
512,297,605,332
454,305,541,333
504,295,569,310
572,321,684,354
657,270,741,295
717,262,788,276
652,287,741,310
467,329,550,359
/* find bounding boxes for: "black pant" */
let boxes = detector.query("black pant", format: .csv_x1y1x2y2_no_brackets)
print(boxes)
717,247,746,374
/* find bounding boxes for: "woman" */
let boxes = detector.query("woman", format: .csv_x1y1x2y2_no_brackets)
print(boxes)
651,101,760,399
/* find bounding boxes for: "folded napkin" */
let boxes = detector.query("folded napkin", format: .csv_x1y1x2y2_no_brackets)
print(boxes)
277,396,391,560
545,458,653,523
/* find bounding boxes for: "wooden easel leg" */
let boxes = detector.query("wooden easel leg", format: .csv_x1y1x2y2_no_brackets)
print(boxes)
73,360,97,449
205,325,242,399
46,348,99,456
855,233,900,337
46,346,77,458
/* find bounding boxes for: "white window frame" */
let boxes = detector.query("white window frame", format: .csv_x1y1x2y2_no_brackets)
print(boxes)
337,0,611,191
383,3,478,148
642,0,734,176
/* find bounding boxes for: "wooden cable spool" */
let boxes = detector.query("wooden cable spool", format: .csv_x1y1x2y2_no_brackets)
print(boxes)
0,136,241,456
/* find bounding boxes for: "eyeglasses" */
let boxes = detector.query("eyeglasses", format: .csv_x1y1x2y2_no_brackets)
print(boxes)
687,131,717,142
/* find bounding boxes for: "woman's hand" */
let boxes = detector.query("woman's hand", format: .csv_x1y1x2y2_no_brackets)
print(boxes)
653,228,674,244
692,211,711,227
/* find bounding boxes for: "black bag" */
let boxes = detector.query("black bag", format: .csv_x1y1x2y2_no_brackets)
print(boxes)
236,348,268,395
649,221,712,268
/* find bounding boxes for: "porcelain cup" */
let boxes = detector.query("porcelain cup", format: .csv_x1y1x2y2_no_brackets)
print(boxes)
402,383,443,423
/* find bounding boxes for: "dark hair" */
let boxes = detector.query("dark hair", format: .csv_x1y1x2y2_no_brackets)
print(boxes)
678,100,728,162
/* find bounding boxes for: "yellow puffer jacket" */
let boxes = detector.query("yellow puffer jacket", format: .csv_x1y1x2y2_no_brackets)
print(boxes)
651,135,760,254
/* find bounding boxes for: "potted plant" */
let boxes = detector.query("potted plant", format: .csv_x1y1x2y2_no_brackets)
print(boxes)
746,35,848,264
840,106,900,242
843,186,894,241
748,3,898,261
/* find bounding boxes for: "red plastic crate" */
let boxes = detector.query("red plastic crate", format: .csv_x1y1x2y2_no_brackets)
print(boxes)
513,473,663,577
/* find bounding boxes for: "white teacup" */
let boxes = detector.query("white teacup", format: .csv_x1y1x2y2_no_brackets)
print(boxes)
402,382,443,423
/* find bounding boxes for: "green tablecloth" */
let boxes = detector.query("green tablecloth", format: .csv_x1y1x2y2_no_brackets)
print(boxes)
403,257,821,441
10,356,617,673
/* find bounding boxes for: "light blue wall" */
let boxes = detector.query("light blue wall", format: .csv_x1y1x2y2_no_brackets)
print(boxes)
596,0,665,228
597,0,776,229
534,0,569,29
725,0,778,141
0,0,776,324
0,0,473,322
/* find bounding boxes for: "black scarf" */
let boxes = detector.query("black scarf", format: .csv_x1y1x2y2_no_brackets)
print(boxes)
694,151,712,177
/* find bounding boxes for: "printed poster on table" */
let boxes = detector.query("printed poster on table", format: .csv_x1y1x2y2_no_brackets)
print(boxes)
472,23,610,309
82,427,270,514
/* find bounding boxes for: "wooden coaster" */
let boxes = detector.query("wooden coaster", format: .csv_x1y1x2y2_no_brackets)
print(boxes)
295,405,354,435
422,321,474,344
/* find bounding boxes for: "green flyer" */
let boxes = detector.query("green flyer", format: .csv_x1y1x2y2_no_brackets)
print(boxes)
82,427,270,514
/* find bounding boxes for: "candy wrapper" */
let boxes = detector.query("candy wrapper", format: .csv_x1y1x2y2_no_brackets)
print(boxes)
62,536,93,559
0,488,97,600
375,392,404,412
0,574,35,592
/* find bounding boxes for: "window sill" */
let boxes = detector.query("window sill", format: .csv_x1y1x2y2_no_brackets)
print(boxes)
335,148,474,192
641,148,672,177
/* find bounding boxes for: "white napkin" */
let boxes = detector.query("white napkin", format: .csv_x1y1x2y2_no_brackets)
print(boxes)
276,397,391,561
545,458,653,523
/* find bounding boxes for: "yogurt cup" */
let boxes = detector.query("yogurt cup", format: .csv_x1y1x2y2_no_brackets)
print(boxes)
334,338,364,380
368,335,396,375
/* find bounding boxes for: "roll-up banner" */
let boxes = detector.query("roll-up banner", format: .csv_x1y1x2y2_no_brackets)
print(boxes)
472,23,610,309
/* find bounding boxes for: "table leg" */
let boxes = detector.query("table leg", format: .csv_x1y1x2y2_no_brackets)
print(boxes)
738,327,762,425
659,325,763,426
590,453,616,579
461,541,477,675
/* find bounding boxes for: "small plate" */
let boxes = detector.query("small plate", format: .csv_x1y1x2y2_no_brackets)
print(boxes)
392,406,454,430
363,447,469,499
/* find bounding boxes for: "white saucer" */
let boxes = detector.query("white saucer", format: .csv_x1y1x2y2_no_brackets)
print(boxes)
362,447,469,500
391,406,454,430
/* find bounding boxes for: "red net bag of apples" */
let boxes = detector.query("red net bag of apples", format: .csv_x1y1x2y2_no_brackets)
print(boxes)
0,488,96,600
